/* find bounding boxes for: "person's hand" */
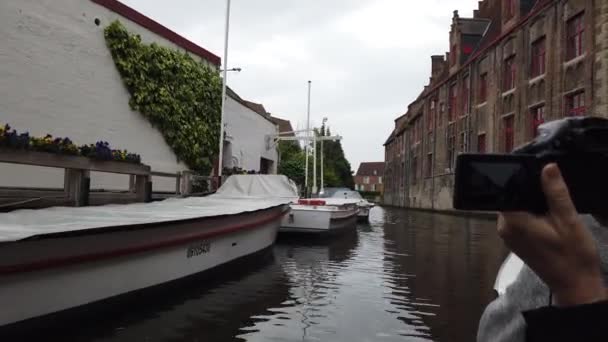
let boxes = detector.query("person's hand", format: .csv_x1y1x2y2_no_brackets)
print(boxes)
497,163,606,306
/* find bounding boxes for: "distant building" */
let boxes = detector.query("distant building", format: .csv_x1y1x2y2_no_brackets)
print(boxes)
225,88,278,174
354,162,384,193
384,0,608,210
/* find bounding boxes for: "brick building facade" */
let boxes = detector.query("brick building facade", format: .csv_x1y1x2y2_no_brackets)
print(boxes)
384,0,608,209
354,162,385,193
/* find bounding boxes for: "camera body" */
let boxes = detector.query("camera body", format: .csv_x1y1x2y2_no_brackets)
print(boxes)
453,116,608,214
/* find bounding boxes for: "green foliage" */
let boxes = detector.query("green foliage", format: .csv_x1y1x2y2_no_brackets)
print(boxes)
103,21,221,173
317,126,354,189
278,151,306,186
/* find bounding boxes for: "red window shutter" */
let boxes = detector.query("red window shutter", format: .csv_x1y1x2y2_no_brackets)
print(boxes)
567,13,585,60
531,106,545,138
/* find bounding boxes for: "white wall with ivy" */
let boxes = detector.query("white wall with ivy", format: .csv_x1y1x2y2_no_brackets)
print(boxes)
0,0,217,191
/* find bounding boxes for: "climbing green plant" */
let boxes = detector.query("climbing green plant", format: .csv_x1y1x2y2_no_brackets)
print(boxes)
103,20,221,173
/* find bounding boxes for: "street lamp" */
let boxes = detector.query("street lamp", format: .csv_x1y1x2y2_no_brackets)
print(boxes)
220,67,242,72
218,0,232,181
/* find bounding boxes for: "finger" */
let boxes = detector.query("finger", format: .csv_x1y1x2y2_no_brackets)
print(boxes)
541,164,578,229
499,212,558,248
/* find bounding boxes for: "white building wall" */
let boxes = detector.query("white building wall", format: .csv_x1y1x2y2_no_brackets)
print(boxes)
224,96,278,173
0,0,218,191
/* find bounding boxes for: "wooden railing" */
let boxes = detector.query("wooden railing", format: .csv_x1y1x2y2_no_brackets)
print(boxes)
0,148,151,206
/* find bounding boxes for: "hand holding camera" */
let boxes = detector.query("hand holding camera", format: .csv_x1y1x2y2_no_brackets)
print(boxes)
497,163,605,306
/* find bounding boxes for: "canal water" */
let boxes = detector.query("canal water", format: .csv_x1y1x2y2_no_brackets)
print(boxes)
11,207,507,342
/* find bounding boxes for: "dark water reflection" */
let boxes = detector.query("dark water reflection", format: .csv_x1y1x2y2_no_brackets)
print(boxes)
7,207,507,342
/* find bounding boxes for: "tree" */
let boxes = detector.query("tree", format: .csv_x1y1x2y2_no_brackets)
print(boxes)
277,151,306,186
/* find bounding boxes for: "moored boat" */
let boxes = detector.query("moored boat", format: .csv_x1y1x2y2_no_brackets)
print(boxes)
280,198,359,235
0,175,292,328
325,188,374,221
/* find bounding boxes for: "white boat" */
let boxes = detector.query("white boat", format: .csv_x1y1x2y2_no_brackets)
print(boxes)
326,189,374,221
280,198,359,235
0,175,292,328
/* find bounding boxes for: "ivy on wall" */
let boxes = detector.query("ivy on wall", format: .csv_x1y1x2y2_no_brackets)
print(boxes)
103,20,221,173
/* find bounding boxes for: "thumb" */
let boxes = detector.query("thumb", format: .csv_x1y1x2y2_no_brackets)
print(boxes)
541,163,578,228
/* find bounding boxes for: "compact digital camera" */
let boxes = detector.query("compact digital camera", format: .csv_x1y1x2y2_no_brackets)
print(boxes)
453,116,608,214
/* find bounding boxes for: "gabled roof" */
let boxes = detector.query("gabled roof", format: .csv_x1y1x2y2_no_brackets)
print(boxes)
459,18,491,36
226,87,274,124
91,0,220,66
243,101,268,117
356,162,385,176
269,116,295,136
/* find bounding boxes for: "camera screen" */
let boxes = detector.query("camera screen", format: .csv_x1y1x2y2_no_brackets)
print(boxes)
454,154,545,212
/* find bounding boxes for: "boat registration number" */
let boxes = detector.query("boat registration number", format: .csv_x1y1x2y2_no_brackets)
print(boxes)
186,241,211,258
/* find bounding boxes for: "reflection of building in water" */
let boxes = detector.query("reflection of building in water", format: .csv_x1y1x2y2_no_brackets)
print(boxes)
2,254,290,342
382,211,506,341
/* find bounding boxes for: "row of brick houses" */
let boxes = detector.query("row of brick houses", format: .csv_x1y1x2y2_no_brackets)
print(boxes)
383,0,608,210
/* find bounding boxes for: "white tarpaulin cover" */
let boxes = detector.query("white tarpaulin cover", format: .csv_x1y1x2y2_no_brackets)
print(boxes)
0,175,296,242
215,175,299,200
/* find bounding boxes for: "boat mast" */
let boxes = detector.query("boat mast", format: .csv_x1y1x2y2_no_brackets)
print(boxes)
312,133,317,195
304,80,311,196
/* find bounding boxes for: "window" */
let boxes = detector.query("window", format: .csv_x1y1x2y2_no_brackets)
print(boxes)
462,76,470,115
530,105,545,138
447,123,456,170
371,184,376,192
379,176,382,184
479,73,488,103
448,84,457,121
505,0,515,19
567,13,585,60
411,153,418,184
363,176,370,184
373,170,377,176
503,56,516,90
400,162,405,188
428,100,436,132
426,153,433,178
504,115,514,152
451,45,457,65
478,133,486,153
531,37,546,77
565,91,585,116
416,118,423,143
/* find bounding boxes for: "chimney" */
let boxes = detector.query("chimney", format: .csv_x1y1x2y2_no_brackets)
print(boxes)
473,9,479,18
431,55,444,79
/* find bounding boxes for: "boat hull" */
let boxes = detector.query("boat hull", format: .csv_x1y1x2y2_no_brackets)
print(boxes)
357,207,370,221
0,205,287,327
280,205,358,235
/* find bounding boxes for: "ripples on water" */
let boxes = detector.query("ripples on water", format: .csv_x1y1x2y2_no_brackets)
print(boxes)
5,207,507,342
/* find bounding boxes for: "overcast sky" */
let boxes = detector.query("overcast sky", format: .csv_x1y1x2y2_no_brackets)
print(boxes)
122,0,477,171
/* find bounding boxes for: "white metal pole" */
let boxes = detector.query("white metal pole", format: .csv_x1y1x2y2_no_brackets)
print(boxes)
218,0,232,179
304,80,311,195
312,134,317,195
320,137,324,194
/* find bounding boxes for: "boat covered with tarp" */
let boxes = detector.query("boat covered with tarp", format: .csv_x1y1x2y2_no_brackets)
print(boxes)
0,175,294,328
